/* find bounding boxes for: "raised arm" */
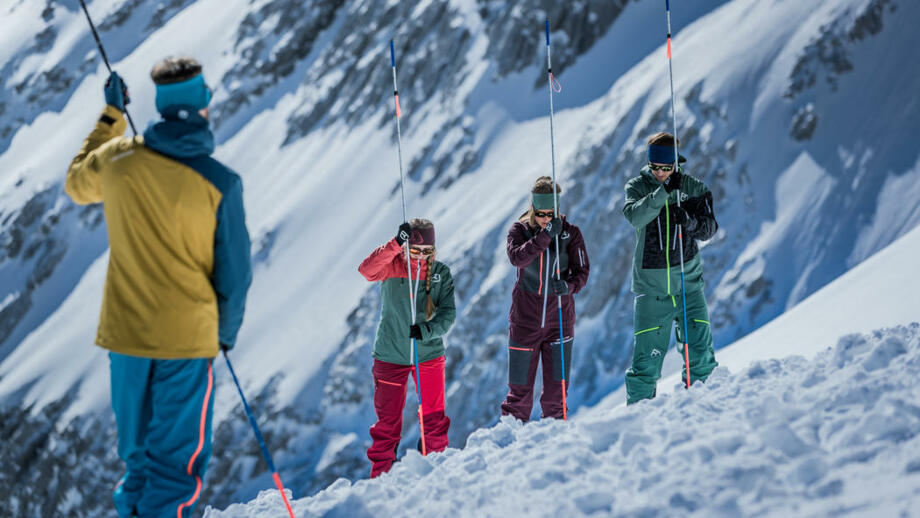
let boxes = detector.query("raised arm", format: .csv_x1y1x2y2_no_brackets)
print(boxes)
507,222,552,268
65,105,127,205
685,191,718,242
358,239,404,281
623,182,668,229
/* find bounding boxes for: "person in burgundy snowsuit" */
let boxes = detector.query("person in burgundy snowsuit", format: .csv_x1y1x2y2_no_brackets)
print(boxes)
358,218,456,477
501,176,590,421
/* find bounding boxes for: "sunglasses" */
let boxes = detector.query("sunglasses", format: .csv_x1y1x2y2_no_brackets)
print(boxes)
533,210,555,219
409,246,435,256
648,163,674,172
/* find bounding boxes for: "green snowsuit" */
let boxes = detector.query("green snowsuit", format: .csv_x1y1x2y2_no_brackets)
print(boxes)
622,167,719,404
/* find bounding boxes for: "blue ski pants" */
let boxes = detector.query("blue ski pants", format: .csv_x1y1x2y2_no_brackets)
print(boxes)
109,352,215,518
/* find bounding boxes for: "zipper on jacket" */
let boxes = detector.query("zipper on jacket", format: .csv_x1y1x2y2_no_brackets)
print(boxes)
665,203,671,295
656,216,663,250
541,249,551,328
538,250,544,295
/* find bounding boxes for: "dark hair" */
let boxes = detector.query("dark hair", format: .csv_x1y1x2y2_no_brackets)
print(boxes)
150,56,203,85
647,132,680,148
410,218,437,320
524,176,562,229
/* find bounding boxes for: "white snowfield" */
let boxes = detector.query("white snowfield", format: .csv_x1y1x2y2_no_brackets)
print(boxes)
206,325,920,518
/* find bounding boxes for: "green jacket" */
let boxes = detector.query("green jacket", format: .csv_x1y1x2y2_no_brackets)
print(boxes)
358,239,456,365
623,167,718,297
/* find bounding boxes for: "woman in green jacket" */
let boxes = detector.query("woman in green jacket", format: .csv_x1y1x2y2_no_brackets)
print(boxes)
358,218,456,477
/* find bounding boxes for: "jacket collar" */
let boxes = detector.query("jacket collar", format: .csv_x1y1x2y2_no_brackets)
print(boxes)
143,112,215,158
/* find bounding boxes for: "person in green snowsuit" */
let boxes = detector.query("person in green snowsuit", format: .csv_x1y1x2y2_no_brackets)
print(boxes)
623,132,719,404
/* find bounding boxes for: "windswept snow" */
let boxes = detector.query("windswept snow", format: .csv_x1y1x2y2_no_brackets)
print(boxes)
206,325,920,518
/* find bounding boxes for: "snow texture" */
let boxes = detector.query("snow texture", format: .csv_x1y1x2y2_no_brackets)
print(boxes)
206,324,920,518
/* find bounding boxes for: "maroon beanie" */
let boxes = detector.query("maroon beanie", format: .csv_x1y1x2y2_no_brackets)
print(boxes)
409,227,435,246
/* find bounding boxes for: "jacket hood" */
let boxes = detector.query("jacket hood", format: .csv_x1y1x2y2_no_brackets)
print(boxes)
143,112,215,158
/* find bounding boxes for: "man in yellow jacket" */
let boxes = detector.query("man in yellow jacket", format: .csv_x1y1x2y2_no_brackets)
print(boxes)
66,57,251,518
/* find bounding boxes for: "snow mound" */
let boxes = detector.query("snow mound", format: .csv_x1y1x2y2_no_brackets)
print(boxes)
206,324,920,517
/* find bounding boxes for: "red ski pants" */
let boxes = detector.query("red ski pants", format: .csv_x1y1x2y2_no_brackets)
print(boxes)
368,357,450,478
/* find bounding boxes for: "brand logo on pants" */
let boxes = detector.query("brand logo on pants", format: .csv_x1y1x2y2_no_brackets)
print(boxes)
650,348,662,358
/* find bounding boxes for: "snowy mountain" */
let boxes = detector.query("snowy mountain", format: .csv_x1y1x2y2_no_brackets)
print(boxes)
1,0,918,515
207,206,920,517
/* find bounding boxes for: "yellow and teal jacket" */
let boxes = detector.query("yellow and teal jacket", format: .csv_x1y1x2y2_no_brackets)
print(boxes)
66,105,252,359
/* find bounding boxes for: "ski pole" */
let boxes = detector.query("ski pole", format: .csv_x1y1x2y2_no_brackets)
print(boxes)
545,20,568,420
222,350,296,518
78,0,138,136
389,40,427,454
663,0,692,389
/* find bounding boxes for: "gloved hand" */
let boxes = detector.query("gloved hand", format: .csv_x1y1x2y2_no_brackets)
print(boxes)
663,171,682,193
104,71,130,111
543,217,562,239
670,205,697,231
395,222,412,246
409,324,423,339
553,278,569,295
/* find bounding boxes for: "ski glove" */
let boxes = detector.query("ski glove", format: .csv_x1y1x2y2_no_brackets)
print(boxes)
552,278,569,295
670,205,698,233
409,325,423,340
543,217,562,239
104,72,130,111
395,222,412,246
663,172,682,193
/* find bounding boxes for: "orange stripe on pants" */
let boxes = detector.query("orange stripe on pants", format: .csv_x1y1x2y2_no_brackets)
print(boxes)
176,361,213,518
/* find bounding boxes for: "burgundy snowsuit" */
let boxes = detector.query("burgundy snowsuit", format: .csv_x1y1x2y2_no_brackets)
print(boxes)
501,217,590,421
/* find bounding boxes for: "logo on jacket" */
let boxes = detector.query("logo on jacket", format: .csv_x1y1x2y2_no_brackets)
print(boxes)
560,231,570,240
679,192,689,202
650,348,662,358
430,273,441,283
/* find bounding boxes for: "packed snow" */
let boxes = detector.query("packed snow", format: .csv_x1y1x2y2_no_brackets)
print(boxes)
206,324,920,517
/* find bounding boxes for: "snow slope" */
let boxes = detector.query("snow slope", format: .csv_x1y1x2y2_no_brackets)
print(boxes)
209,322,920,517
584,219,920,417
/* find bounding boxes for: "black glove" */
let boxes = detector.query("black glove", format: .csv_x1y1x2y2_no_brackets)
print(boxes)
395,222,412,246
104,71,130,111
663,171,682,193
552,278,569,295
670,205,697,231
543,217,562,239
409,324,423,339
220,343,231,353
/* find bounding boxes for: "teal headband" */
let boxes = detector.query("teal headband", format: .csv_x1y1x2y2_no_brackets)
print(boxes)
531,192,559,211
155,74,211,114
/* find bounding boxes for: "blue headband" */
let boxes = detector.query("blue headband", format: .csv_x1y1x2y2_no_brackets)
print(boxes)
647,145,678,164
155,74,211,114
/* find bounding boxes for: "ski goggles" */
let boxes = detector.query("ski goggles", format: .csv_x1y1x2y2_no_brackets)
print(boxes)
648,163,674,172
533,210,555,219
409,246,435,256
